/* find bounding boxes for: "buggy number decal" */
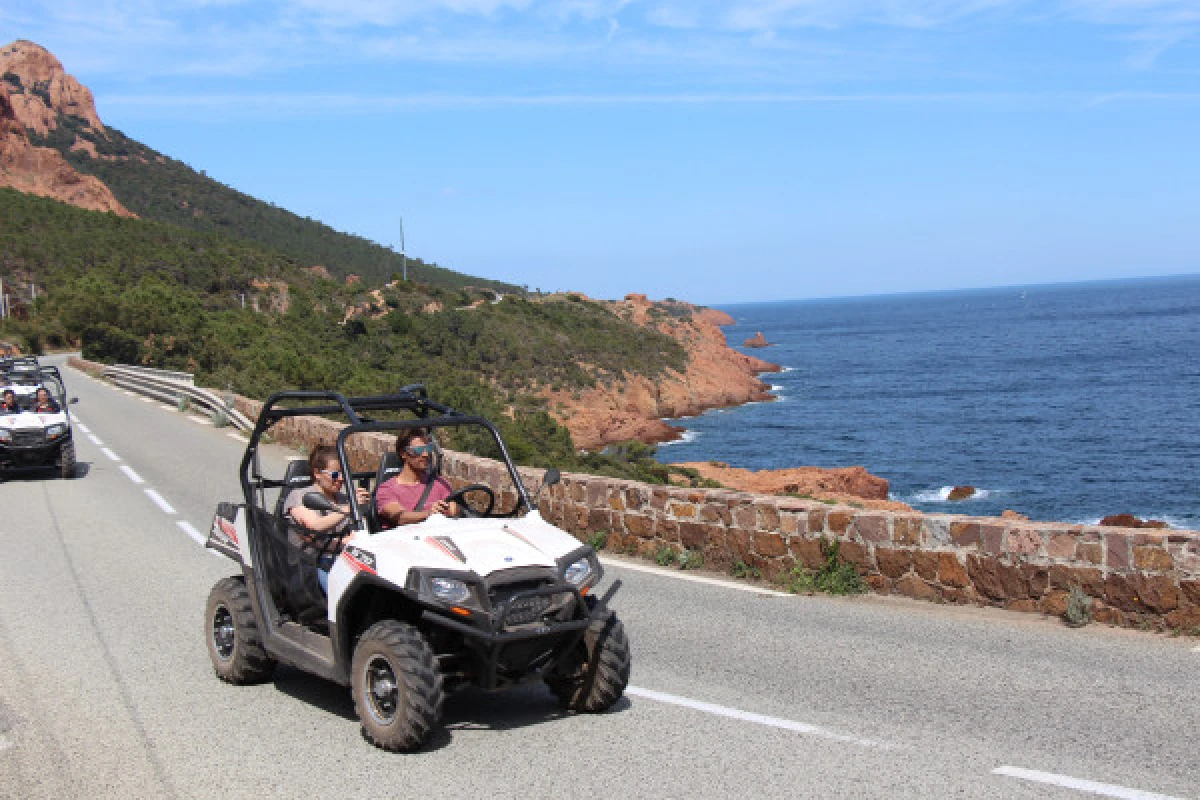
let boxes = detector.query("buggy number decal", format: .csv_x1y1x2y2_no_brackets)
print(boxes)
341,545,377,575
213,517,239,546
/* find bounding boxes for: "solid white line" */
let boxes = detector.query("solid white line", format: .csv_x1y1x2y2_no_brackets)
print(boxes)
144,488,176,515
626,686,891,749
87,433,103,446
101,447,120,462
602,556,793,598
120,465,144,484
993,767,1185,800
176,520,207,546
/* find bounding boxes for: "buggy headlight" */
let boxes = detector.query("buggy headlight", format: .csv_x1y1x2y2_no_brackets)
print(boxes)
0,429,10,442
46,423,67,438
430,577,471,604
563,557,593,587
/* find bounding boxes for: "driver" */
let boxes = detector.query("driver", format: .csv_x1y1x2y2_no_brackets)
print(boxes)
33,387,60,413
284,445,370,592
1,389,17,414
375,428,459,527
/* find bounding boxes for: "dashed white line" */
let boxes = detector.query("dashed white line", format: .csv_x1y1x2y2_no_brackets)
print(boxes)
188,415,212,426
144,488,176,515
122,390,136,397
1192,644,1200,653
87,433,103,446
625,686,891,749
140,396,153,403
74,422,90,434
159,405,174,412
120,465,144,484
993,767,1185,800
101,447,120,462
176,520,208,547
226,432,245,441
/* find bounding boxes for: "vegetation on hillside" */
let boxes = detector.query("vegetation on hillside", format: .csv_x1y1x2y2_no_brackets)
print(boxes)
24,110,518,293
0,189,705,485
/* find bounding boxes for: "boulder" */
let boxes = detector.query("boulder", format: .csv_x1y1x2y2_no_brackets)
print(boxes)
1099,514,1169,529
743,331,770,348
948,486,976,501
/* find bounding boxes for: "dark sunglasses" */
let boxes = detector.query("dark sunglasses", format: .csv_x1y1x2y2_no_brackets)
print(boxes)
405,444,433,456
319,468,343,481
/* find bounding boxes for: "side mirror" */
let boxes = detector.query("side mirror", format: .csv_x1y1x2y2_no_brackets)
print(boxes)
302,492,338,513
543,467,561,487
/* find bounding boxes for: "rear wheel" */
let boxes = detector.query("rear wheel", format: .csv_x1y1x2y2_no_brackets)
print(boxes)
351,620,444,752
546,598,631,712
205,576,275,684
59,440,76,479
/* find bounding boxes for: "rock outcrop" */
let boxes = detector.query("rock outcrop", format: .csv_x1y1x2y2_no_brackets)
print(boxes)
743,331,770,348
543,293,780,450
1100,514,1169,530
675,461,909,511
0,40,132,216
948,485,976,501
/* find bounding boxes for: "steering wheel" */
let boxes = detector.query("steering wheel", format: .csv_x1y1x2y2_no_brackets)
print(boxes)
445,484,496,518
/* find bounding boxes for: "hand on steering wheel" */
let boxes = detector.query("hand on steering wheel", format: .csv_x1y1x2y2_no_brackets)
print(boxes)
445,484,496,517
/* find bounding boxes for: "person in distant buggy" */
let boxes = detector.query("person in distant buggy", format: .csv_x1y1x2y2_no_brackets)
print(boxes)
284,444,370,593
32,387,59,414
375,428,460,527
1,389,17,414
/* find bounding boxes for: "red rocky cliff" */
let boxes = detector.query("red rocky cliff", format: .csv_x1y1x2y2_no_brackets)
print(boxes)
0,40,131,216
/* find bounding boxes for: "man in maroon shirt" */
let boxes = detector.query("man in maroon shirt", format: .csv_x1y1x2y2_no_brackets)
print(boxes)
375,428,460,527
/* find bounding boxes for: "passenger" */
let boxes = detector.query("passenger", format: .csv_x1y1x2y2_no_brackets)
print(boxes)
283,445,370,593
1,389,17,414
375,428,459,527
33,387,59,413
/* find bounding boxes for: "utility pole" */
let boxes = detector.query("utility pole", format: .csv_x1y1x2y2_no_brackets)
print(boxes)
399,217,407,282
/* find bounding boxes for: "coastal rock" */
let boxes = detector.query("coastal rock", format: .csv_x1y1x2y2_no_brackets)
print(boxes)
948,485,976,501
543,293,780,450
1001,509,1030,521
1099,514,1169,529
743,331,770,348
674,461,910,511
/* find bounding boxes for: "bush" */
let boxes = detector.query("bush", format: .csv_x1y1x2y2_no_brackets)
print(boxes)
783,538,865,596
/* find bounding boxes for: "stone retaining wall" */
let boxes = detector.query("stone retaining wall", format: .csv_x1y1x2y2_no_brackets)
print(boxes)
69,357,1200,632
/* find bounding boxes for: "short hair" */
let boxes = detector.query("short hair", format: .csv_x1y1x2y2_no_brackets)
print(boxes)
395,427,431,455
308,444,339,473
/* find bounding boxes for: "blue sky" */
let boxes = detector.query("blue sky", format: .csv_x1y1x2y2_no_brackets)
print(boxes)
3,1,1199,303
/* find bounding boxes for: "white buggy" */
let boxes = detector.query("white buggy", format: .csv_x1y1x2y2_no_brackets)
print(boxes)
0,360,77,479
204,387,630,751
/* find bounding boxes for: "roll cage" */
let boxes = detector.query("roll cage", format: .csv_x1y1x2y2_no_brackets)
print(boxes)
239,384,536,526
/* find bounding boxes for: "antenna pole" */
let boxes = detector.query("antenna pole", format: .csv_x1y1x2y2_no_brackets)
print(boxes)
399,217,407,282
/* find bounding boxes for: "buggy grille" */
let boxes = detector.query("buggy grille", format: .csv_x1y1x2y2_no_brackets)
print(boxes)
488,580,576,628
11,430,45,447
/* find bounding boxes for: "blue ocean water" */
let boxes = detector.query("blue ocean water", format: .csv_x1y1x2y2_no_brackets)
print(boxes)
660,275,1200,528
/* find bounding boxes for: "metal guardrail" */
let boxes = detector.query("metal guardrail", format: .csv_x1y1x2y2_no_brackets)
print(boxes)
101,364,253,432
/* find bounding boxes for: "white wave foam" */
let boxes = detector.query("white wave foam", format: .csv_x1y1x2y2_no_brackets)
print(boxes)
908,486,994,504
781,366,797,372
659,430,700,446
770,384,784,392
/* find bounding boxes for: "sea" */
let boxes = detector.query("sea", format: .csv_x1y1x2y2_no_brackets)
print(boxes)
659,274,1200,529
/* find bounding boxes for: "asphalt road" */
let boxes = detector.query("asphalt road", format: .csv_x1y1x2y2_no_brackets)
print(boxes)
1,358,1197,799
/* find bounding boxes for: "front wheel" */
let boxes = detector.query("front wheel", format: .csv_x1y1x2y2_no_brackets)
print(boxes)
351,621,444,752
59,440,76,479
546,599,631,712
205,576,275,684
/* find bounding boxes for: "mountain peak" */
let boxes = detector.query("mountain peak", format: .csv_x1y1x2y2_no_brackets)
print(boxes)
1,39,104,135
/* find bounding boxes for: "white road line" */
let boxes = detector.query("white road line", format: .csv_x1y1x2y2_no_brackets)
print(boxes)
122,390,136,396
74,422,90,433
993,767,1185,800
1192,645,1200,653
0,733,11,752
226,432,244,441
101,447,120,462
188,415,212,426
144,489,176,515
602,557,793,598
625,686,891,749
140,396,153,403
87,433,103,446
176,520,207,547
159,405,174,412
120,465,144,485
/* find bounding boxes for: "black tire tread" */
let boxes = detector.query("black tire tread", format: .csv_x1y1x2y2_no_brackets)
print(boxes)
206,576,275,685
59,440,76,480
351,620,444,753
547,608,631,713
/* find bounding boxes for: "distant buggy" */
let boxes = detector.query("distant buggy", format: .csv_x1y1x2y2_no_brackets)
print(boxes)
204,387,630,751
0,364,77,479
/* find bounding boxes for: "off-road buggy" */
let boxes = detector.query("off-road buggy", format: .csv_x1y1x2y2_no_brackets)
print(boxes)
204,387,630,752
0,364,77,479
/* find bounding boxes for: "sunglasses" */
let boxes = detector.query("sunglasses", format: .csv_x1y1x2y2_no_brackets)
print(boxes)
319,468,343,481
405,444,433,456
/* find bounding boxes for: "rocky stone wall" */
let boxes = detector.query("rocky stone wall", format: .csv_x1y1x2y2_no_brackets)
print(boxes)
69,357,1200,633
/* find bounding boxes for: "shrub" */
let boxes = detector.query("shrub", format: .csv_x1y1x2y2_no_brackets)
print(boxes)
783,538,864,596
730,561,762,580
654,546,677,567
587,530,609,551
1065,585,1093,628
677,549,704,570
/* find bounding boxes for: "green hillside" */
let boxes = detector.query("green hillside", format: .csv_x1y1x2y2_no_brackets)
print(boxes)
22,108,517,293
0,189,700,484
